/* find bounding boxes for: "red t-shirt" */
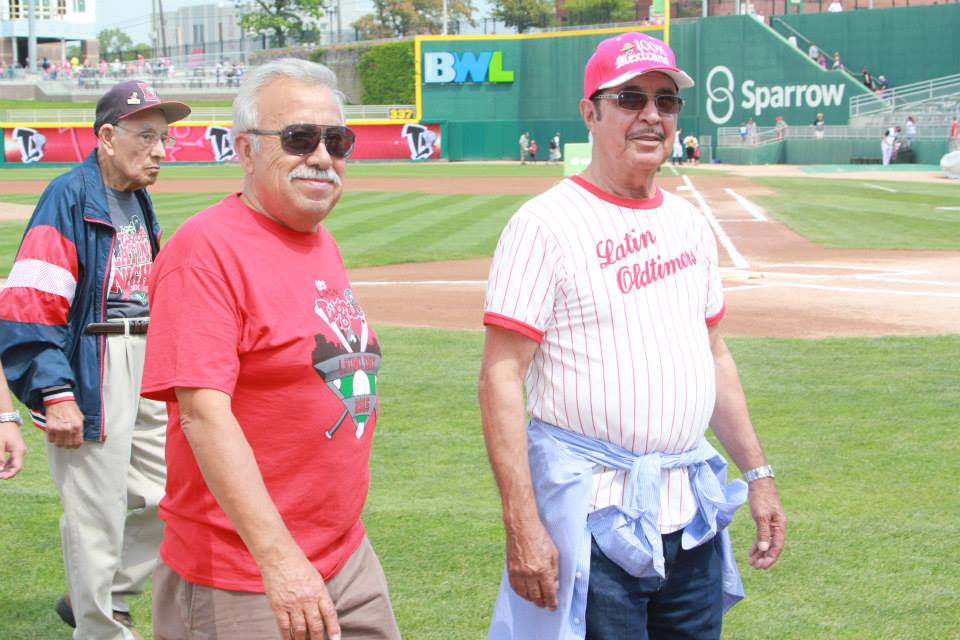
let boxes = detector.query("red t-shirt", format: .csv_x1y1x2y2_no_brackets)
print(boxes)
142,194,380,592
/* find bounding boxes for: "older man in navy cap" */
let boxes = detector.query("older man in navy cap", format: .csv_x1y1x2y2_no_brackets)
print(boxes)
0,80,190,640
480,32,786,640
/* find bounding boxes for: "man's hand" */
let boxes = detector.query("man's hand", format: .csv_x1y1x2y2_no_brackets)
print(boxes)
505,519,560,610
45,401,84,449
260,552,340,640
0,421,26,479
747,478,786,569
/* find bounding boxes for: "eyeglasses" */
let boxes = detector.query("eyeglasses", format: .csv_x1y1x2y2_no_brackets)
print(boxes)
593,91,685,115
114,123,176,149
244,124,356,159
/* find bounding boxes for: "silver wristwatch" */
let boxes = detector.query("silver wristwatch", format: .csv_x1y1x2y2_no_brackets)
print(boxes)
743,464,775,483
0,411,23,426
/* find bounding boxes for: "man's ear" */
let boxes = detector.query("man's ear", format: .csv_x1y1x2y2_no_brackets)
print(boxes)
580,98,599,134
234,134,256,175
98,125,116,156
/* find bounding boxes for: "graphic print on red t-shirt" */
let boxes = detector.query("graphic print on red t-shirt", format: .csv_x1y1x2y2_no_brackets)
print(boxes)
311,280,381,441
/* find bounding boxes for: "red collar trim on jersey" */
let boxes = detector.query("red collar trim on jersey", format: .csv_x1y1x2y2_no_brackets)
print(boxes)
570,175,664,209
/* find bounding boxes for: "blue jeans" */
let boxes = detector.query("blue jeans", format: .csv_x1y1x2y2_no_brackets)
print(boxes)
585,531,723,640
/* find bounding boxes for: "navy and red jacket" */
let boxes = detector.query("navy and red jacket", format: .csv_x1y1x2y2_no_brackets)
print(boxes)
0,150,161,441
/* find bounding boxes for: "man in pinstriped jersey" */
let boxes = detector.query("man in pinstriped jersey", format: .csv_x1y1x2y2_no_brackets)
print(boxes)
478,32,786,640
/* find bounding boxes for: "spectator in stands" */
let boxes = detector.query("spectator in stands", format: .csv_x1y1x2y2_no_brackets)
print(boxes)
529,138,538,164
42,56,50,77
775,115,788,140
216,62,223,87
99,59,107,78
828,0,843,12
808,42,819,62
950,116,959,152
812,113,826,140
831,52,843,71
111,58,122,77
817,52,828,69
861,66,875,91
739,122,749,145
787,34,798,48
673,127,684,163
876,74,888,91
904,116,917,148
747,118,758,145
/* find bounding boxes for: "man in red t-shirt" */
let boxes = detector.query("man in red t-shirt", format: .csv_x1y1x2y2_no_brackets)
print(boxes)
142,58,400,640
951,115,959,152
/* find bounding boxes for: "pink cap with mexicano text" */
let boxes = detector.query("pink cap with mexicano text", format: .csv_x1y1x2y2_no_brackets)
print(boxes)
583,32,695,100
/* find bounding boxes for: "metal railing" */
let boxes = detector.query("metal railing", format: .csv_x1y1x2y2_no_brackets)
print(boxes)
718,124,949,146
849,73,960,118
0,105,417,123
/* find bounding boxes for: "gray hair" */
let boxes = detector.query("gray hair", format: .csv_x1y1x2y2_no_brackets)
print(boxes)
231,58,346,149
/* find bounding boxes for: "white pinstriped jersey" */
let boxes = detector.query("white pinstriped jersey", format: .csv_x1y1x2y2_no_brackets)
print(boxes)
484,175,725,533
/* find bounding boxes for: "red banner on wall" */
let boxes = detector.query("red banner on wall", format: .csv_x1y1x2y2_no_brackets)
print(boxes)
3,123,442,164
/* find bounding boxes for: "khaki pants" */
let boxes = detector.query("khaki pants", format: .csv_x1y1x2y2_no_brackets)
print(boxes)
153,535,401,639
46,328,167,640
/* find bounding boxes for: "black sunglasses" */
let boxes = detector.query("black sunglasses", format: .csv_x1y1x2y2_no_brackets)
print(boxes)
593,91,685,115
244,124,356,158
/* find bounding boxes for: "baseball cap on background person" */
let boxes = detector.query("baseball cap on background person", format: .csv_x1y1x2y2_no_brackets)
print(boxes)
93,79,191,135
582,32,695,99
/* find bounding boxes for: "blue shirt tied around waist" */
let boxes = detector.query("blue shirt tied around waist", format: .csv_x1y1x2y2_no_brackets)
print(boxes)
488,419,748,640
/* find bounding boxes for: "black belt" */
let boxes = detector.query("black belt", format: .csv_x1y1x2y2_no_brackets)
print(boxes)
86,321,150,335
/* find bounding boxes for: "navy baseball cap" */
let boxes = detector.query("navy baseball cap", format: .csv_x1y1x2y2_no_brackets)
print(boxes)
94,80,191,135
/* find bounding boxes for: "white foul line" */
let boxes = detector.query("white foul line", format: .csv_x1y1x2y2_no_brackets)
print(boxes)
352,280,487,286
682,175,750,269
724,188,768,221
863,183,898,193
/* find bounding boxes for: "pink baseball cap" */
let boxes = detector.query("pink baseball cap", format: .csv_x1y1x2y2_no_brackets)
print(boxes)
583,32,694,100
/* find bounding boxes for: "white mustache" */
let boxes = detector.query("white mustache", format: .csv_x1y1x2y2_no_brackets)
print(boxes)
289,167,342,186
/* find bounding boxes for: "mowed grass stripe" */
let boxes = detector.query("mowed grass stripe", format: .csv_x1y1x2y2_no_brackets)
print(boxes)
404,194,522,256
332,193,521,267
325,192,448,239
754,177,960,250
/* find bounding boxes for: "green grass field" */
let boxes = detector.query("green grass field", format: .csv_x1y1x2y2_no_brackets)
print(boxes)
753,178,960,250
2,332,958,639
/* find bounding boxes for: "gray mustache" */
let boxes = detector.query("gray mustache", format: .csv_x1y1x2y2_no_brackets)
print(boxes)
629,129,665,141
289,167,342,185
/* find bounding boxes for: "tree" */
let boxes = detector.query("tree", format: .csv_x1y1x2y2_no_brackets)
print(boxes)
98,28,133,60
352,0,475,38
236,0,326,48
492,0,553,33
562,0,634,26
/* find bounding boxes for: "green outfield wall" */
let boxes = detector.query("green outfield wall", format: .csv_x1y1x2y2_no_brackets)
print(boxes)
416,18,872,160
417,13,949,161
775,5,960,87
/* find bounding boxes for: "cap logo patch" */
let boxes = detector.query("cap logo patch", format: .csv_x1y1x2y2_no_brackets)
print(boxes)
615,38,670,70
137,83,161,103
126,92,141,105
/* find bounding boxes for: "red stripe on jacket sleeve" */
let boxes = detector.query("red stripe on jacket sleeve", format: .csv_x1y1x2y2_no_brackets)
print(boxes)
483,312,545,343
17,224,79,279
706,304,726,327
0,288,71,325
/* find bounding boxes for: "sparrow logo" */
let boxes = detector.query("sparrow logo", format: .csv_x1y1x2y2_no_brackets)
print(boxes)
401,124,437,160
706,66,736,125
204,126,236,162
13,127,46,163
